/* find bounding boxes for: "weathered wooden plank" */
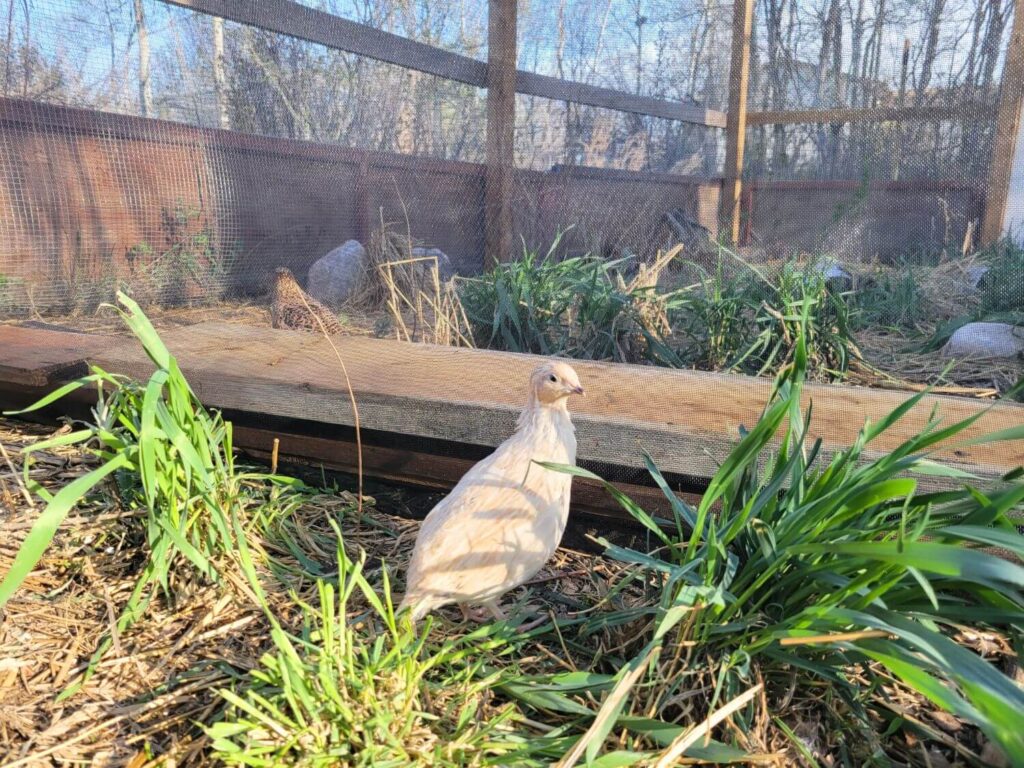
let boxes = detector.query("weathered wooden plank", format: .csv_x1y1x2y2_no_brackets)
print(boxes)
746,103,998,126
161,0,488,86
749,178,980,193
981,0,1024,244
0,325,104,387
516,71,728,128
157,0,724,128
485,0,517,267
231,424,698,522
721,0,755,245
2,323,1022,484
67,322,1024,483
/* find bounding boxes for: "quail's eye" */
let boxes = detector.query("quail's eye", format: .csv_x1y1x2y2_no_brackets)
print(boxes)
549,374,558,383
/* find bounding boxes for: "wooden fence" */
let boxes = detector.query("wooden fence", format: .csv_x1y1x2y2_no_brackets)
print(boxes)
0,96,990,304
1,0,1020,301
157,0,1024,257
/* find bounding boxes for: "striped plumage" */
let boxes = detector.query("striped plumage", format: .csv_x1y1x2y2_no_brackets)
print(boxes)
271,267,343,335
399,361,585,623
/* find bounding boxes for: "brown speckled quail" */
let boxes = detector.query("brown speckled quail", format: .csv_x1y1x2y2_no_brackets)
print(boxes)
271,267,343,335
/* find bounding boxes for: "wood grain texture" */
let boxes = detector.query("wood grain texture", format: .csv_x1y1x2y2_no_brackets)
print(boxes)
746,103,998,126
981,0,1024,244
2,323,1022,483
0,325,106,386
485,0,517,266
721,0,755,245
27,322,1019,482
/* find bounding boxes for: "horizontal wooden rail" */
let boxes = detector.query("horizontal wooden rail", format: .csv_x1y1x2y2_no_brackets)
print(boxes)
516,71,727,127
746,103,998,126
160,0,725,127
1,323,1022,488
162,0,487,85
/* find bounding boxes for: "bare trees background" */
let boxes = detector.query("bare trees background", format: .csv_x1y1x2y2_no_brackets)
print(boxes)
0,0,1015,180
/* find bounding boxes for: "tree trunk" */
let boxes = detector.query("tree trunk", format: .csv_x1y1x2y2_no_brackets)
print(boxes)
917,0,947,102
212,16,230,130
3,0,14,95
134,0,153,118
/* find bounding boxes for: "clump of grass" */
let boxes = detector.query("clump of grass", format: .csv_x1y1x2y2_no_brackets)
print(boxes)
368,222,474,347
852,263,928,331
979,237,1024,314
668,257,858,381
0,273,28,317
538,317,1024,764
459,236,687,364
208,526,531,767
0,291,295,693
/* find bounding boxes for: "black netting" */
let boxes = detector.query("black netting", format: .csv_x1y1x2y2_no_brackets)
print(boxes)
0,0,1021,408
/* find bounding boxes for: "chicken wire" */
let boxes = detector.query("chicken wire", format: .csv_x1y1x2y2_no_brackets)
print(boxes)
0,0,1020,309
0,0,1020,370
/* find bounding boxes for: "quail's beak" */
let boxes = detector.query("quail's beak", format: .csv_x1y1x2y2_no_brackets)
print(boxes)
571,385,585,396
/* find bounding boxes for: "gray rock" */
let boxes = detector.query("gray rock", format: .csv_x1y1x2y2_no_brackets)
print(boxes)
307,240,366,308
411,247,455,279
965,265,989,289
810,256,853,289
941,322,1024,359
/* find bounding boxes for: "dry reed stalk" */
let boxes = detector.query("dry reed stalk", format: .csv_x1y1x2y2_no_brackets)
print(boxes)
0,440,34,510
377,254,473,347
293,291,363,514
651,684,764,768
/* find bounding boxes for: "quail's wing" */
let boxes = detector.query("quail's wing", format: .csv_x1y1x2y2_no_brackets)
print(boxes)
407,441,554,600
308,301,342,333
276,303,311,330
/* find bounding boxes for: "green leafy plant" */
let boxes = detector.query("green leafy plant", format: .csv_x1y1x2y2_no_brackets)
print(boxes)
126,202,232,306
458,235,687,364
0,273,28,316
0,291,295,693
979,237,1024,314
852,264,927,330
208,524,531,767
538,315,1024,764
670,259,858,380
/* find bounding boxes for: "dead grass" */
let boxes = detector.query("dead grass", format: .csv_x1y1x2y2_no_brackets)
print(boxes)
0,417,627,766
1,414,1017,766
852,328,1023,397
361,221,474,346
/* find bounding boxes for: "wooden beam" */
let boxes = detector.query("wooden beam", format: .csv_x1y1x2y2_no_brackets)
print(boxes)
981,0,1024,244
1,323,1021,486
516,71,727,128
485,0,517,267
721,0,755,245
0,324,103,387
158,0,723,128
746,103,999,126
161,0,487,85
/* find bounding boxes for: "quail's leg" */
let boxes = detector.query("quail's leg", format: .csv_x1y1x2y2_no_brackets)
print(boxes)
459,603,494,623
484,600,507,621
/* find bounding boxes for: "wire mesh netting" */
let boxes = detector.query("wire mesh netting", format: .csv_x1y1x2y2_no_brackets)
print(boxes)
0,0,1021,403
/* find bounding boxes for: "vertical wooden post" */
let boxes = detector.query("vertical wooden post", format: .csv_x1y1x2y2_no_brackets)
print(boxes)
355,155,372,245
720,0,755,246
485,0,517,267
981,0,1024,245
